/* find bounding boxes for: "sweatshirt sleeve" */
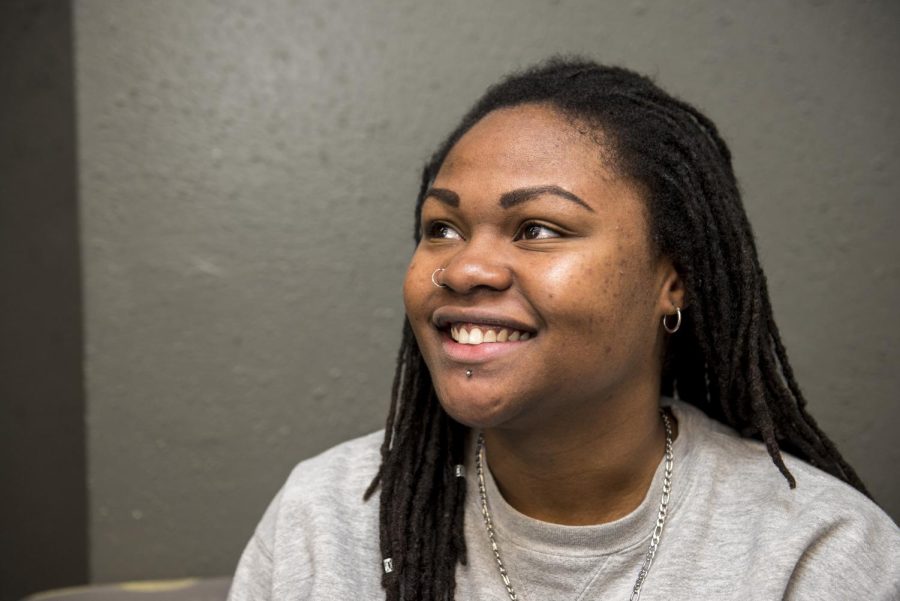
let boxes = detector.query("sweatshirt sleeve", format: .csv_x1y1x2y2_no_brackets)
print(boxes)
228,532,275,601
227,488,284,601
784,499,900,600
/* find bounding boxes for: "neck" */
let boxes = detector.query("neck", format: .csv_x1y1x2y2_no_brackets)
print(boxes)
481,391,672,526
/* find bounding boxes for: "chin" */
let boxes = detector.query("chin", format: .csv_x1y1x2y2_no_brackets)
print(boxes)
435,386,518,430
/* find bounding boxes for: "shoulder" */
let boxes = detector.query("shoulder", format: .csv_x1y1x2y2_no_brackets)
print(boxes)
667,400,900,599
671,400,890,523
229,431,386,599
282,429,385,502
253,430,385,554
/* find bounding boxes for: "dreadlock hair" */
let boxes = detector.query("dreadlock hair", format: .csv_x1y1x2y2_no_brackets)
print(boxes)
363,57,869,601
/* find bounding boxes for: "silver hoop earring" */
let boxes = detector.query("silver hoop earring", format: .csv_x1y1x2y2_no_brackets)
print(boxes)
662,307,682,334
431,267,447,289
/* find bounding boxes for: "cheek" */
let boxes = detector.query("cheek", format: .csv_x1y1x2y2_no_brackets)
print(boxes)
533,255,611,334
402,258,426,316
539,254,595,297
537,250,653,340
402,254,446,339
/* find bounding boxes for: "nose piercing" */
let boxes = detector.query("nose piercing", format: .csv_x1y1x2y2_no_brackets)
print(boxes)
431,267,448,288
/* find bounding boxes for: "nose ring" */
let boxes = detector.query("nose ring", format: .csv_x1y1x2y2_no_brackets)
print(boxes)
431,267,448,289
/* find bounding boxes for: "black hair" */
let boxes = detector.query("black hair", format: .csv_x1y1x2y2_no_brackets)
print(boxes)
363,57,868,601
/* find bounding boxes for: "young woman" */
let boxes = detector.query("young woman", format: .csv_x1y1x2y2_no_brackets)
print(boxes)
228,58,899,600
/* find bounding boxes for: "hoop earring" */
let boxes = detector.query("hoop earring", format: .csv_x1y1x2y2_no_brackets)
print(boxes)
431,267,447,289
662,307,681,334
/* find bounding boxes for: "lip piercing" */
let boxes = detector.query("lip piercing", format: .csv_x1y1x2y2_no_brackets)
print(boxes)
465,369,473,378
431,267,448,288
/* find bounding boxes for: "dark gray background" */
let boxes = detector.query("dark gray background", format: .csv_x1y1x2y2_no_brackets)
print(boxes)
4,0,898,595
2,2,86,600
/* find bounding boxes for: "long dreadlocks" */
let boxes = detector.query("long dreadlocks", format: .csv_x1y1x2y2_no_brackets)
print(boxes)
363,57,869,601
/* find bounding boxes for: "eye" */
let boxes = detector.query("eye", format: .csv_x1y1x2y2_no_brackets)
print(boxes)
425,221,463,240
516,222,561,241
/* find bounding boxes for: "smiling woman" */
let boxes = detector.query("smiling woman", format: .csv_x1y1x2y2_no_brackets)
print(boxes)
227,59,900,601
407,105,675,440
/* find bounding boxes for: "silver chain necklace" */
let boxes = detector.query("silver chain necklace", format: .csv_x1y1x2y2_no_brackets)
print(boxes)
475,411,674,601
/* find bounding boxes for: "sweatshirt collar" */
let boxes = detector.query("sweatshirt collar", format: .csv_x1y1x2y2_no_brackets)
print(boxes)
465,399,699,558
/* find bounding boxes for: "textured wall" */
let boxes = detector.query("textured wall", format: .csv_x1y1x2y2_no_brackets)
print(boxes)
1,1,87,599
75,0,900,581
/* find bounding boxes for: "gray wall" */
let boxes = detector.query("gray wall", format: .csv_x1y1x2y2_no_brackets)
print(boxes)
1,2,87,599
73,0,899,583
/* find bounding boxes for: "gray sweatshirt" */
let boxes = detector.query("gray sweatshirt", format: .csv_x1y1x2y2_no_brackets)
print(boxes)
228,401,900,600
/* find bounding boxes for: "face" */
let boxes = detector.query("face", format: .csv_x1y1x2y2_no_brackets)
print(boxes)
403,104,682,433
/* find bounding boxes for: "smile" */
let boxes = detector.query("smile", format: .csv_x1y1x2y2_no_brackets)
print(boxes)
449,323,532,345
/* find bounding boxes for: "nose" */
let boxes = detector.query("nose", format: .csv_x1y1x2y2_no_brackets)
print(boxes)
440,236,513,294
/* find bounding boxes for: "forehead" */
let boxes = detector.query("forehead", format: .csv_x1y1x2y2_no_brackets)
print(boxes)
432,104,642,215
435,104,617,192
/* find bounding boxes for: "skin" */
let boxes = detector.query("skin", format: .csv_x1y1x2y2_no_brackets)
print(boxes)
403,103,685,525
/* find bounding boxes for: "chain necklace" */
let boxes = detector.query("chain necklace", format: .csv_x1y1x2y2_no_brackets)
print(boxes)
475,411,674,601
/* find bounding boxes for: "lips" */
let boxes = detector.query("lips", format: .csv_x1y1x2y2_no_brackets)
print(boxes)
432,307,537,337
431,308,537,364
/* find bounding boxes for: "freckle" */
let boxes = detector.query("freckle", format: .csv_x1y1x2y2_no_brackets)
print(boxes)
604,345,612,355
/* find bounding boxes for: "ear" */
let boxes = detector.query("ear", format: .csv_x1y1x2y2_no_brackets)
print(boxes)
656,260,685,317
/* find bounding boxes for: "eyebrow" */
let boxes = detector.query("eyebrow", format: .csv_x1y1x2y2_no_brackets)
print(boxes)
499,185,593,212
424,188,460,207
424,185,594,212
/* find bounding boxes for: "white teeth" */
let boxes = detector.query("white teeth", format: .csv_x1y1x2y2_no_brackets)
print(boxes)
449,324,532,344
